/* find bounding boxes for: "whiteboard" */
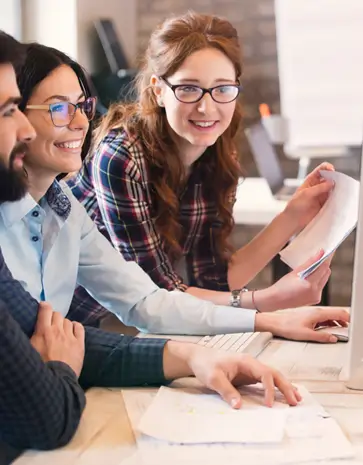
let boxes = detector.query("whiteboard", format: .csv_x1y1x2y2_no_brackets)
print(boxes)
275,0,363,147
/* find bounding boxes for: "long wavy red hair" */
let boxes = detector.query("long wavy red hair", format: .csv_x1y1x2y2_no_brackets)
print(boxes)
93,11,243,261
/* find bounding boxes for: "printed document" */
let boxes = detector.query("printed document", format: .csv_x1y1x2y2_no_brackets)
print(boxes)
279,170,359,277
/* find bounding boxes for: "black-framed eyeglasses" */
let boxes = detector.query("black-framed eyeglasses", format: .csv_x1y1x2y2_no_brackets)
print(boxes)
160,77,241,104
26,96,97,127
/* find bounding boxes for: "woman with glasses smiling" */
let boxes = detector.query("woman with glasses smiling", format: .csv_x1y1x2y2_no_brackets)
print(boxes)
68,11,334,317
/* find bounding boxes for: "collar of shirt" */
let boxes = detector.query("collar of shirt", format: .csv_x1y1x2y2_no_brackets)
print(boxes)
0,180,71,228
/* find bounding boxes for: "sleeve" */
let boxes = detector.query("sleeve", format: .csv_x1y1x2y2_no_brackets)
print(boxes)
0,250,168,389
79,328,168,389
90,138,187,291
0,301,85,451
75,197,257,335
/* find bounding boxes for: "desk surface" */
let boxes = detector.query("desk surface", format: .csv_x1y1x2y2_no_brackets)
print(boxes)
234,177,287,226
14,330,363,465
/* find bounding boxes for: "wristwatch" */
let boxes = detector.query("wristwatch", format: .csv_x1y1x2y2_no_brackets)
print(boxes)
230,288,248,307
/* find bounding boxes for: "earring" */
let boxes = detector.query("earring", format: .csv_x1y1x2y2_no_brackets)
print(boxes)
157,98,164,107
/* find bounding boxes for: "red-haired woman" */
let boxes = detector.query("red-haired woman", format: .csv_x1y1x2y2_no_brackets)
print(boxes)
69,12,333,314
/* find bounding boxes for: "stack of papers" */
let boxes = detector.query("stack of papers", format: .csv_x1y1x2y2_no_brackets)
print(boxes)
122,383,355,464
279,170,360,278
138,386,287,444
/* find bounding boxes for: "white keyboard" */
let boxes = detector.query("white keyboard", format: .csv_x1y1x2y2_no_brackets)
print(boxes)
138,331,272,358
197,332,272,357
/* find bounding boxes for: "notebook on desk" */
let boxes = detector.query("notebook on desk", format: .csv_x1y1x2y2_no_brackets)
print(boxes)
245,122,301,200
138,331,272,358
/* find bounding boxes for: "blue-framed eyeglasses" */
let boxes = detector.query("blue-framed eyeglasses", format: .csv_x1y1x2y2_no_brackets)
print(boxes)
26,96,97,127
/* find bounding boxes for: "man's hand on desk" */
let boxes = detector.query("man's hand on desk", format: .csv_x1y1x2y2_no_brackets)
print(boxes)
30,302,85,377
255,307,350,343
284,162,335,232
163,341,302,409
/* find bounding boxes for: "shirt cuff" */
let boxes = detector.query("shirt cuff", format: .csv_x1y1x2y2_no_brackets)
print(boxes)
128,337,169,385
208,306,257,334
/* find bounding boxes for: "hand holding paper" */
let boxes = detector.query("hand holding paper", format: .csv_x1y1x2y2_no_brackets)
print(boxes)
280,171,359,278
283,162,335,231
258,250,331,311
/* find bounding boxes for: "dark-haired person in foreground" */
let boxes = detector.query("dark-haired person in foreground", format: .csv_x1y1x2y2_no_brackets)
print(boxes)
0,31,86,464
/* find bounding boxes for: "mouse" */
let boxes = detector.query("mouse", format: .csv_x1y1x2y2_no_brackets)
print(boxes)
315,325,349,342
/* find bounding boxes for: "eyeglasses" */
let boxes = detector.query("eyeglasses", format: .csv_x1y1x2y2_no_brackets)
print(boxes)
26,96,97,127
160,77,241,104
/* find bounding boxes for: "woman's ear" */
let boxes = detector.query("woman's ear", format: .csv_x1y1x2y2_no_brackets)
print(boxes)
150,75,164,106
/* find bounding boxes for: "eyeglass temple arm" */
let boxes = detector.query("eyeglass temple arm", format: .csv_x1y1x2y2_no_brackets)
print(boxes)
26,105,50,110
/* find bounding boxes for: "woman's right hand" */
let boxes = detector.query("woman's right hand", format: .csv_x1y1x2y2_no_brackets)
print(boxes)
254,251,331,312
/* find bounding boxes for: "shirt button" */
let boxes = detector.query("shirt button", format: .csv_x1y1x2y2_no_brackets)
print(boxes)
32,236,39,242
32,210,39,217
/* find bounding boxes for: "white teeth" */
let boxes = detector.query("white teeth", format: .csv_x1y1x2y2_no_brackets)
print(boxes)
192,121,215,128
57,141,82,149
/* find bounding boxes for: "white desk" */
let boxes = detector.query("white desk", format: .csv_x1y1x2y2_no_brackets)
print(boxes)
233,177,287,226
14,322,363,465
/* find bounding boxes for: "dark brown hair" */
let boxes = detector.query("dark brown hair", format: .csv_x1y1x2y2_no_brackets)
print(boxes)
0,30,25,69
94,11,243,260
17,43,94,161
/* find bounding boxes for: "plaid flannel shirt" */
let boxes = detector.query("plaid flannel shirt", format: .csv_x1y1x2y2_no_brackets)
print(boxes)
0,248,168,460
68,129,234,318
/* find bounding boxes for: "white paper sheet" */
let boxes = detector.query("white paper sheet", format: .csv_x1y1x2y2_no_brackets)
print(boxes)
137,385,287,444
123,382,355,465
279,170,360,275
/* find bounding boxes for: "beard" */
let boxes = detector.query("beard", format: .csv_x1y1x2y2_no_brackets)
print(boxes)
0,143,28,202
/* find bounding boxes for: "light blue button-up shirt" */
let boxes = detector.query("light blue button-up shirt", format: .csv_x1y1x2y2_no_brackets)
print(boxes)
0,181,256,335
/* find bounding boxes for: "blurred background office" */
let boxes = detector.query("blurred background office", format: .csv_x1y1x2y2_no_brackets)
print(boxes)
1,0,362,306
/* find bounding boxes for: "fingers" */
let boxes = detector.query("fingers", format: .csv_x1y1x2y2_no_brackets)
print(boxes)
307,163,335,183
300,327,338,343
208,370,242,409
317,268,331,289
306,180,334,199
305,260,330,282
300,308,350,343
314,308,350,325
63,318,74,335
73,321,85,341
316,162,335,173
260,372,276,407
51,311,64,327
34,302,53,333
273,372,301,406
293,385,303,402
63,319,85,344
295,249,325,272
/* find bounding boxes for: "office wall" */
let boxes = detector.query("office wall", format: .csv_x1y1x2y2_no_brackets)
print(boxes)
22,0,78,59
76,0,137,74
0,0,22,39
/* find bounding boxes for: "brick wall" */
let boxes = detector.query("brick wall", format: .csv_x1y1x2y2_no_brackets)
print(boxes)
136,0,356,306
